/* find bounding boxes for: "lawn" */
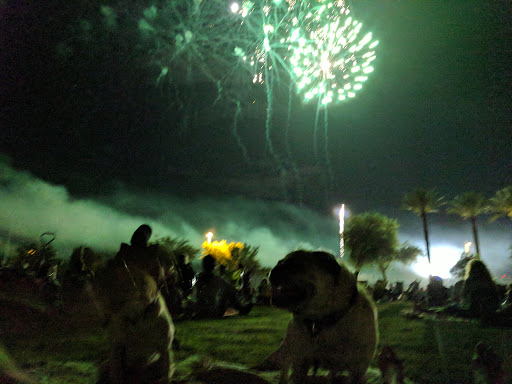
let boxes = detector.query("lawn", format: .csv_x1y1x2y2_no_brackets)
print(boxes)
1,298,511,383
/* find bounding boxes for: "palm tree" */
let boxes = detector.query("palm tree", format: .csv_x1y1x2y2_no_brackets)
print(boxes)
402,188,445,263
489,186,512,221
447,192,489,258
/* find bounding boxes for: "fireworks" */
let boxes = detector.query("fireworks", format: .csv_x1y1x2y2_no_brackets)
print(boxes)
231,0,299,85
139,0,379,203
288,3,379,104
233,0,378,105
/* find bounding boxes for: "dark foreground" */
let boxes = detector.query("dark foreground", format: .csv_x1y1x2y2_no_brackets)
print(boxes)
1,297,511,383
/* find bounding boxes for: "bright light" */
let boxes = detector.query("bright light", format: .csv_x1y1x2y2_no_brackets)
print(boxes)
412,246,461,278
339,204,345,258
206,231,213,245
230,3,239,14
464,241,472,254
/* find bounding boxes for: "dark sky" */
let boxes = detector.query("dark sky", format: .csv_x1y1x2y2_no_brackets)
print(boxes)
1,0,511,281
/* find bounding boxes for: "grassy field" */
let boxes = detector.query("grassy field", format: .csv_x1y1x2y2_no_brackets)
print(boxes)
1,297,511,383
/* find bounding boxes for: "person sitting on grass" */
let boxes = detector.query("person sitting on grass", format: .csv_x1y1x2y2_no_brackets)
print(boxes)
462,259,500,321
426,275,448,307
189,255,252,318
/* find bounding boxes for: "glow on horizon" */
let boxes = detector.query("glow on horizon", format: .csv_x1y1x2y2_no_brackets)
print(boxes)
412,245,462,279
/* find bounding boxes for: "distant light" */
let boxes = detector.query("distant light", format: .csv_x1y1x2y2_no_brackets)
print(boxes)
230,3,239,13
412,246,461,278
502,274,506,279
206,231,213,245
339,204,345,258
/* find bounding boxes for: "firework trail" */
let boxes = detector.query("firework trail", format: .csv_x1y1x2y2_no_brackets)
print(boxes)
139,0,379,205
285,81,304,203
231,100,251,164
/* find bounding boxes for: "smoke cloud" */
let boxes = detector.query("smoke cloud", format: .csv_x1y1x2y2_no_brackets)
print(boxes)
0,161,510,286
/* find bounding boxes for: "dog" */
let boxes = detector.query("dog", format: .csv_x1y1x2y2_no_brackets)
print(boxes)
94,259,175,384
255,250,378,384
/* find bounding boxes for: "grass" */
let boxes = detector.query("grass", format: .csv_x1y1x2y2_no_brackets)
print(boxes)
2,297,511,383
174,306,290,366
377,302,512,383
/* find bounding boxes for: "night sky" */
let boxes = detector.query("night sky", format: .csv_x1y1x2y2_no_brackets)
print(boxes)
1,0,511,283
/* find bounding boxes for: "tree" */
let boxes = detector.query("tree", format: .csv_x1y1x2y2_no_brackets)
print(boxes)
489,186,512,221
402,188,445,264
344,212,399,276
449,254,475,279
376,242,423,281
447,192,488,258
201,240,262,273
155,236,200,268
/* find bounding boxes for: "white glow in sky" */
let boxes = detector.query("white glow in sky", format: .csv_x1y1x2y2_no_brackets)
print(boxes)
230,3,239,13
412,245,462,278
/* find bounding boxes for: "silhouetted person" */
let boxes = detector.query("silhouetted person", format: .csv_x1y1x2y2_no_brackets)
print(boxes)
177,254,195,298
426,276,448,307
373,280,388,301
463,260,500,320
191,255,252,318
162,266,184,317
257,278,271,305
389,282,404,301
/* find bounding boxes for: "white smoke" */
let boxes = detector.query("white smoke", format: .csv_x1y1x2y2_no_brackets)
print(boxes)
0,160,510,286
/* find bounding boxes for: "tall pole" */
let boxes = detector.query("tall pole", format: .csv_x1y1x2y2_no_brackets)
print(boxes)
339,204,345,258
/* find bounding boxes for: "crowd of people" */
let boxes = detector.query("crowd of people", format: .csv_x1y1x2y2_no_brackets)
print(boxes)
368,262,512,326
0,224,268,383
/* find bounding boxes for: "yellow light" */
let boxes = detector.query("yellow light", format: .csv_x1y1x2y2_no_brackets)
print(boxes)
201,239,244,265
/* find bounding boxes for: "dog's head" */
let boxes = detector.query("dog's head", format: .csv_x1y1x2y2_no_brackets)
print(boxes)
269,250,356,317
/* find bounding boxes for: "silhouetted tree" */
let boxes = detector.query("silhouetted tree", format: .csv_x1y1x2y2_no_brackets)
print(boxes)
450,254,475,279
402,188,445,264
489,186,512,221
376,242,422,280
447,192,488,258
155,236,200,269
344,212,399,276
